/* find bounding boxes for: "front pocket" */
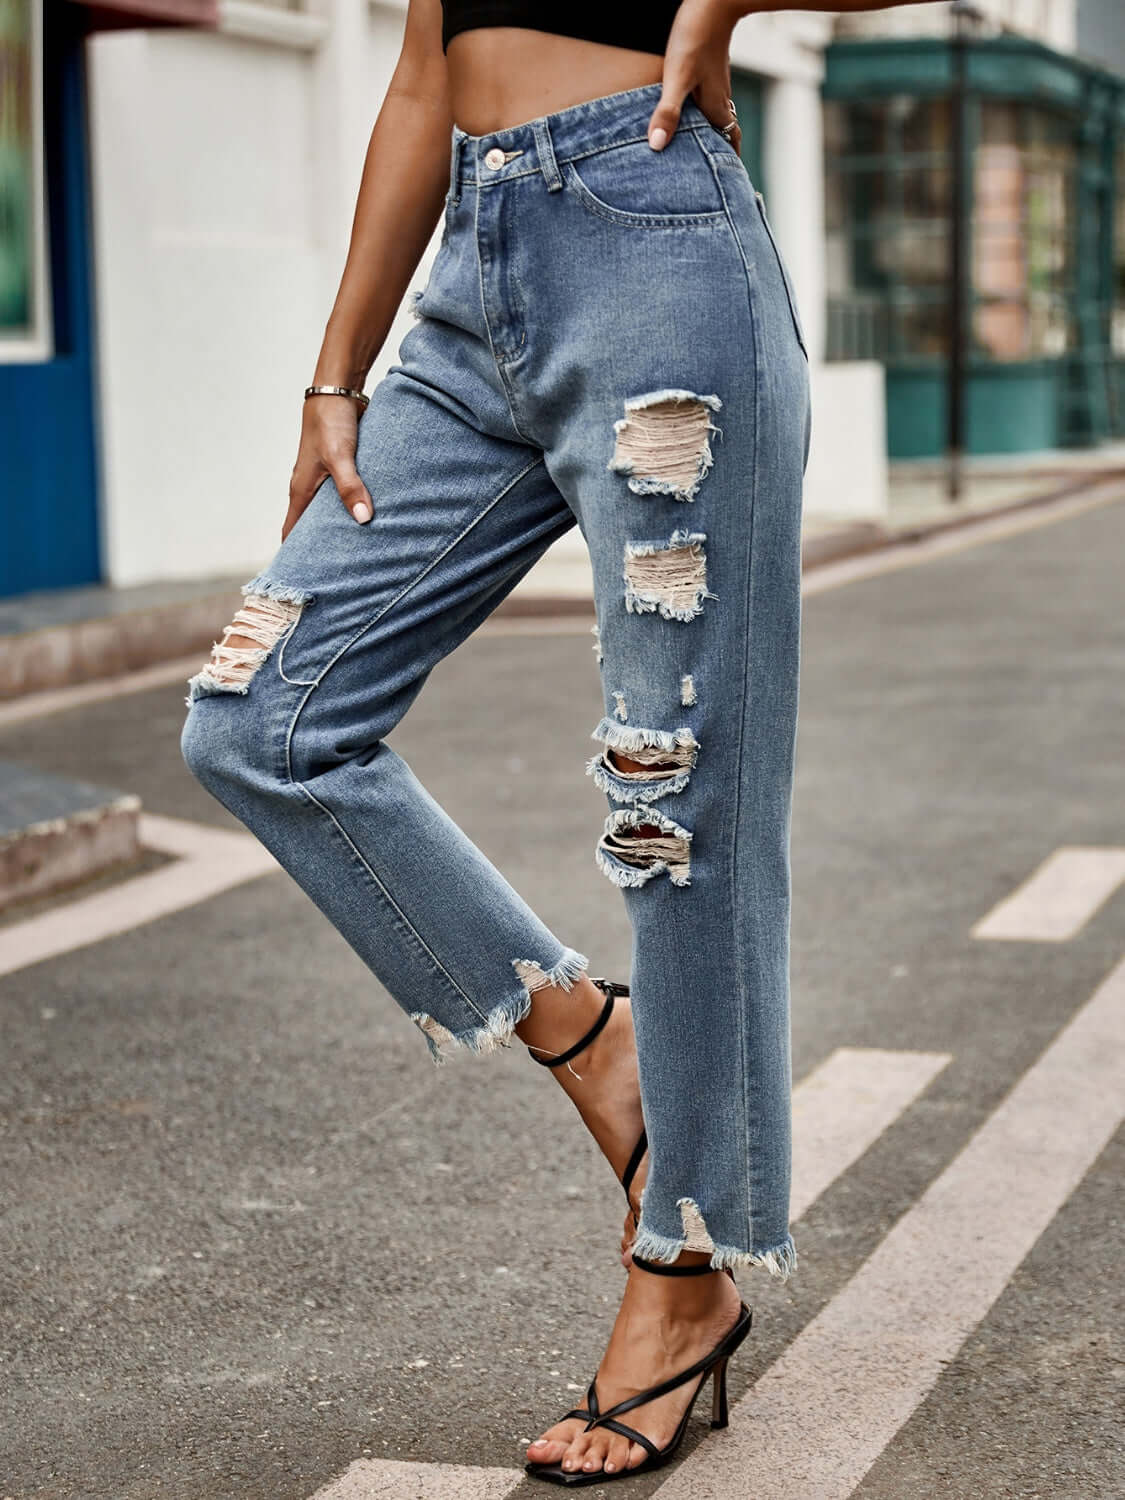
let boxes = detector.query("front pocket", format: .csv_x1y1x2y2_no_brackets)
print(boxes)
563,131,727,229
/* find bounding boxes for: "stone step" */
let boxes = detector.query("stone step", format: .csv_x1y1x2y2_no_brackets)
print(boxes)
0,761,142,911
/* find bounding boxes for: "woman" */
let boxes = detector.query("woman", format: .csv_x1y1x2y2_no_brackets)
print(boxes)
181,0,919,1482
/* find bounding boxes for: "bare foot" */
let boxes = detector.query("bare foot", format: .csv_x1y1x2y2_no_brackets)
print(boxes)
525,1252,744,1476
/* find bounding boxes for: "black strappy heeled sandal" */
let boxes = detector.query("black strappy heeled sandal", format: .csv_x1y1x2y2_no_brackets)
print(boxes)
524,1252,753,1486
529,977,647,1228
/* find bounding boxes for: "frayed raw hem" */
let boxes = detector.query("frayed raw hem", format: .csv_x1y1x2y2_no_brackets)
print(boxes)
587,755,692,803
185,668,258,706
591,718,700,758
595,844,692,889
241,575,316,607
630,1219,798,1283
410,946,589,1067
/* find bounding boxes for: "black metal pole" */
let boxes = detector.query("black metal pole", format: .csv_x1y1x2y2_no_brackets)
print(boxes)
946,3,971,501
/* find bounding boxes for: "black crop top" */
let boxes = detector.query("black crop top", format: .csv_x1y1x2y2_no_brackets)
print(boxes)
441,2,683,57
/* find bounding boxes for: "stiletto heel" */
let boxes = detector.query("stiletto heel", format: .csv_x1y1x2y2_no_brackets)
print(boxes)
530,977,647,1223
711,1357,730,1429
525,1253,752,1486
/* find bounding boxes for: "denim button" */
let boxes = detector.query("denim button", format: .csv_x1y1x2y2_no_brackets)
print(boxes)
484,147,506,170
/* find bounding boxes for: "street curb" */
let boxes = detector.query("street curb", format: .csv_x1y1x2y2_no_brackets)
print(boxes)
799,468,1125,572
0,590,242,702
0,785,142,912
1,471,1122,700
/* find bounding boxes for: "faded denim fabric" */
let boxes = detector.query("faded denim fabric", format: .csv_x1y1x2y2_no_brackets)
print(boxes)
182,82,810,1279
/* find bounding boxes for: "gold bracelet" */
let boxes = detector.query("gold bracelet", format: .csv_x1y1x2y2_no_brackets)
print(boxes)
304,384,370,410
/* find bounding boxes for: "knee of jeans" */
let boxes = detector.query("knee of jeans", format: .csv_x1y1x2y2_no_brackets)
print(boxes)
180,691,274,799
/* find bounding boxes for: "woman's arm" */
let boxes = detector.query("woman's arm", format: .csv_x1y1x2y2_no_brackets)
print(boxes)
648,0,933,154
286,0,452,537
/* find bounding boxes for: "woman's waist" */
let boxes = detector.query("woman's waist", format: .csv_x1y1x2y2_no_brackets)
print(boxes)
446,27,664,137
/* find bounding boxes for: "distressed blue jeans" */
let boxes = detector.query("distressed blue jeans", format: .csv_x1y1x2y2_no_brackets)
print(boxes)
181,82,810,1278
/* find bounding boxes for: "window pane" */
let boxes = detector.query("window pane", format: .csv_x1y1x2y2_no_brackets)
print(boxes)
973,102,1076,360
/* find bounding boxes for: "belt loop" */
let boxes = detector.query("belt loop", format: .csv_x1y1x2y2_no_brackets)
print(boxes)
449,126,464,205
532,117,563,192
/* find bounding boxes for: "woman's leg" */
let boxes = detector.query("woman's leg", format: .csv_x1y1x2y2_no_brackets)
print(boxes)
182,311,604,1062
454,86,810,1472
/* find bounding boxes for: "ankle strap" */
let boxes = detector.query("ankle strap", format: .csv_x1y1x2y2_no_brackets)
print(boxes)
631,1252,718,1276
529,982,617,1070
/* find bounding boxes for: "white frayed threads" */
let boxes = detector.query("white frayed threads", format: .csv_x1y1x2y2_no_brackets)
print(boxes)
596,806,692,888
624,531,715,624
591,623,603,665
680,674,697,707
613,691,628,722
188,592,303,698
410,946,587,1068
629,1200,799,1282
608,389,723,503
513,952,592,1076
586,720,700,804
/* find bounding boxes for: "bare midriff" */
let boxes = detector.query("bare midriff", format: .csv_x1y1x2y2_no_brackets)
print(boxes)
445,27,665,136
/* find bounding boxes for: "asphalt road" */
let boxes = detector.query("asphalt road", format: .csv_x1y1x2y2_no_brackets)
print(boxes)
1,492,1123,1500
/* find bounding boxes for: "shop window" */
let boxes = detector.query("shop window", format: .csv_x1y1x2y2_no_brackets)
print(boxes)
825,94,952,361
972,100,1075,361
824,93,1078,365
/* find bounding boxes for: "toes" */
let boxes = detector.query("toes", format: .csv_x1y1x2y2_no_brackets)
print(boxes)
527,1418,582,1467
559,1431,594,1474
525,1437,566,1465
604,1433,632,1474
578,1432,613,1474
627,1440,651,1470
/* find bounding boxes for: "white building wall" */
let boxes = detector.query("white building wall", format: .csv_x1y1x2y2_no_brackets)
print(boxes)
87,0,886,589
833,0,1077,48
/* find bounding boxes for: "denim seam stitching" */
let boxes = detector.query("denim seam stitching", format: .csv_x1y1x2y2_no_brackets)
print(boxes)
472,174,536,437
710,158,761,1249
293,782,487,1019
561,161,727,230
281,455,548,1021
282,452,547,787
460,123,715,189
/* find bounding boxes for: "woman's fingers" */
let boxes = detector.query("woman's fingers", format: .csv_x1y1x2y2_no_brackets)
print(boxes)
327,451,374,525
647,82,685,152
284,400,375,540
648,0,741,152
283,459,326,541
696,71,739,149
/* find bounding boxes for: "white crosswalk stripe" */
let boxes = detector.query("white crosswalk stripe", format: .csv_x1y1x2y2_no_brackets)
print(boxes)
971,845,1125,942
653,950,1125,1500
302,1045,950,1498
309,1459,525,1499
0,814,278,978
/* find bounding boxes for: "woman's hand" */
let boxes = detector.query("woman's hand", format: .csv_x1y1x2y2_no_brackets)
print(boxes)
282,395,375,541
646,0,741,156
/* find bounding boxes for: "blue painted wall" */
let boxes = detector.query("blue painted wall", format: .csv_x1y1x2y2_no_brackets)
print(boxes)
0,1,101,598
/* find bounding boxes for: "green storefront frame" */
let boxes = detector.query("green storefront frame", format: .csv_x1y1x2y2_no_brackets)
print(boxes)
824,35,1125,458
730,68,765,197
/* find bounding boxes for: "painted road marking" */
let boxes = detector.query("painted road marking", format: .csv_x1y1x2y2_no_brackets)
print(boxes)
654,951,1125,1500
972,846,1125,942
791,1046,951,1221
309,1460,524,1500
301,1045,950,1498
0,814,277,979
